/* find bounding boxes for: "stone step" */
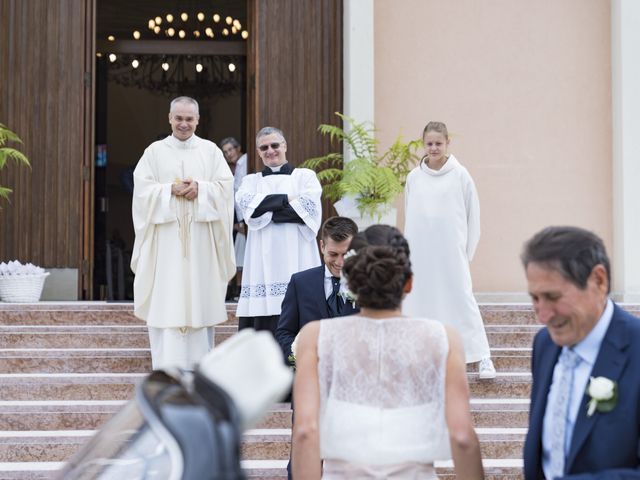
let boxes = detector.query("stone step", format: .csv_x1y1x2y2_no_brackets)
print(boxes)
0,347,532,374
0,349,151,374
0,401,125,432
0,324,539,351
0,459,525,480
0,325,238,350
241,427,525,461
0,374,143,401
0,427,526,462
2,302,639,328
0,399,529,432
0,303,236,326
0,347,533,374
0,371,530,402
235,459,526,480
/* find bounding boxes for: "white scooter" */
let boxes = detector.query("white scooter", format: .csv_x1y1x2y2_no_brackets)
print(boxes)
57,330,293,480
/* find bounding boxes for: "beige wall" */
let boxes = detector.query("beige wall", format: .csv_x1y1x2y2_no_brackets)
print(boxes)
374,0,612,292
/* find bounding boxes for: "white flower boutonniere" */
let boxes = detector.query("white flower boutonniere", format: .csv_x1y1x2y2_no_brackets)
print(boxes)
338,288,357,308
288,334,300,370
338,253,358,307
586,376,618,417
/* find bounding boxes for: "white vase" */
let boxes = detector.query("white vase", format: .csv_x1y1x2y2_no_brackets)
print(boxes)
333,197,397,231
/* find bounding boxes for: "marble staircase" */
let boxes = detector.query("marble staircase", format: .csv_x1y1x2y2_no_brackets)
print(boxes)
0,302,636,479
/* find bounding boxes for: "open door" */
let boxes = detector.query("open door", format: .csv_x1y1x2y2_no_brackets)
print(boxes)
247,0,343,181
0,0,96,299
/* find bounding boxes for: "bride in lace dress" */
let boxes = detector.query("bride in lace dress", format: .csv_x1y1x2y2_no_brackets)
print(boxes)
291,227,484,479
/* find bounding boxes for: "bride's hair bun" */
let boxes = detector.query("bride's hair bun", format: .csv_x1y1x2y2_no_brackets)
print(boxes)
343,240,412,310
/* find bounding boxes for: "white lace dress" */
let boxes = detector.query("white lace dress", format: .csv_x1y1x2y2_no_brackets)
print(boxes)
318,316,451,479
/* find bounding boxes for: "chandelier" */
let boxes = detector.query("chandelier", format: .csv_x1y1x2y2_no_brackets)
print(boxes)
100,9,248,98
143,11,248,40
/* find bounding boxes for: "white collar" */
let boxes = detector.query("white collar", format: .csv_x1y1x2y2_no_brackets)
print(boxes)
166,133,199,149
419,154,459,176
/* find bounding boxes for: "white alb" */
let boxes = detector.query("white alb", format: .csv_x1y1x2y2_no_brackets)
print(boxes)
402,155,490,363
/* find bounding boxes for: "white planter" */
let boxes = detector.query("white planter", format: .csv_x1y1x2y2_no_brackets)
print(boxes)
0,273,50,303
334,197,397,231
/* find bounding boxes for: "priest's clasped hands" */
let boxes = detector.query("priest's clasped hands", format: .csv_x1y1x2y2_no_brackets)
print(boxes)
172,178,199,200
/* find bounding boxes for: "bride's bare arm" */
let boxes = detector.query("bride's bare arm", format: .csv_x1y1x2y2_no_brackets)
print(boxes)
444,326,484,479
291,321,322,480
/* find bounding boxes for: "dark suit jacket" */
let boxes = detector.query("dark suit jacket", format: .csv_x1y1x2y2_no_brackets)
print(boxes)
524,303,640,479
275,265,359,362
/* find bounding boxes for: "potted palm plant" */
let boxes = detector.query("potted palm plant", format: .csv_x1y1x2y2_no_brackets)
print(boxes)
301,113,421,227
0,123,31,203
0,124,48,303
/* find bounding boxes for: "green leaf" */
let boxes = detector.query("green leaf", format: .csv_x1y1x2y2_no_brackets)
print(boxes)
0,124,24,146
0,186,12,203
0,147,31,169
303,112,422,215
0,123,31,203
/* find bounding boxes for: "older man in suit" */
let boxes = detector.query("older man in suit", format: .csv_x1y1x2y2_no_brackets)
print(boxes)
276,216,359,363
522,226,640,479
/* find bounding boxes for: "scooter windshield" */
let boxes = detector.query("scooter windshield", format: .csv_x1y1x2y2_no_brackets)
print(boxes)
57,372,185,480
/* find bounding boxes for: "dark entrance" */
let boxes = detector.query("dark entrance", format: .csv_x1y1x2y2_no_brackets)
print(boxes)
93,0,248,300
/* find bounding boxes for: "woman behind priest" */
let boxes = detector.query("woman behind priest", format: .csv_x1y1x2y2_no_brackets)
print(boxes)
291,226,483,479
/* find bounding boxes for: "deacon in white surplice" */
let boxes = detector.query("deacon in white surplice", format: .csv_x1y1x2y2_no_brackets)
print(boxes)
236,127,322,336
131,96,235,370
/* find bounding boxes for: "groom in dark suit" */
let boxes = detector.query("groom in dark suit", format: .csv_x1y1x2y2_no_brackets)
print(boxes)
522,226,640,479
276,216,359,363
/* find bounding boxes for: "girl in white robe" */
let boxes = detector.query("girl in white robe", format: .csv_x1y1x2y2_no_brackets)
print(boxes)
403,121,495,379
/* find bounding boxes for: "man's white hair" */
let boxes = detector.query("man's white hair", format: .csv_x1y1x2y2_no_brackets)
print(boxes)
170,96,199,115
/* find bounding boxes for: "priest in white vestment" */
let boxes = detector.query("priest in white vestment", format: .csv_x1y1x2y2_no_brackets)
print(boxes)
131,96,235,370
236,127,322,335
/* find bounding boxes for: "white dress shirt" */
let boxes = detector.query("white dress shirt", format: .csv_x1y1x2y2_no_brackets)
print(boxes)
541,298,614,479
324,266,346,300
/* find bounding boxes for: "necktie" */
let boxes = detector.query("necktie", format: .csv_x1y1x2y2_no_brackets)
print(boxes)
548,348,581,479
327,276,343,317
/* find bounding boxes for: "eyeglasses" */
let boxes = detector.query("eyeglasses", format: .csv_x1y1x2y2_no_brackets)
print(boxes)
258,142,281,152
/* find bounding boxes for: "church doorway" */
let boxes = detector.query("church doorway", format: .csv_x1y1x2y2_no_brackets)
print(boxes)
93,0,248,300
